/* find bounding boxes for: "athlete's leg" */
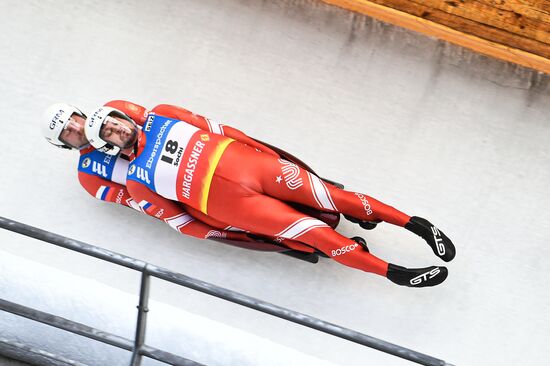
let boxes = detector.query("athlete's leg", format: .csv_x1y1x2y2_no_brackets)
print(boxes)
185,204,316,253
205,175,447,287
216,143,455,262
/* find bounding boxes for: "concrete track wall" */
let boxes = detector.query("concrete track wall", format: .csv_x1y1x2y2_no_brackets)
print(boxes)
0,356,32,366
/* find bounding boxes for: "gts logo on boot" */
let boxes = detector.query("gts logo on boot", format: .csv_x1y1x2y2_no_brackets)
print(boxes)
431,226,445,256
410,267,441,286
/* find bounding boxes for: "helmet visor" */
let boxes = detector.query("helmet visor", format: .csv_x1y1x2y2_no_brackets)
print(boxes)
59,115,88,149
99,116,138,149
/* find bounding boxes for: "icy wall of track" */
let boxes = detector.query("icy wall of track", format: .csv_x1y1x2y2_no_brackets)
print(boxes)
0,0,549,365
0,250,337,366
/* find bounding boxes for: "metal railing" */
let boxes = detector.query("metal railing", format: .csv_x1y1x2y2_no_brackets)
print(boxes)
0,216,452,366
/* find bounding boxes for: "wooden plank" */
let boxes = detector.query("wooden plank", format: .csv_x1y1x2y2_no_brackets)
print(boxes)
367,0,550,57
321,0,550,73
408,0,550,44
474,0,550,20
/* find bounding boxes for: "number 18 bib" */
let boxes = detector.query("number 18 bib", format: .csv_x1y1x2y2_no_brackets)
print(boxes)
127,114,234,213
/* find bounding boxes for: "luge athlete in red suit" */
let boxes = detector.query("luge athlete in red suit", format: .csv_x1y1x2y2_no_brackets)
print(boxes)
42,103,327,255
41,103,275,246
85,100,455,287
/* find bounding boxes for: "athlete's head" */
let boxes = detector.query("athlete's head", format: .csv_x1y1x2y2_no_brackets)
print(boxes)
85,106,138,155
43,103,89,150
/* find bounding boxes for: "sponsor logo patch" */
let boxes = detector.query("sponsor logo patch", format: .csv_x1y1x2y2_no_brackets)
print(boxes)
115,189,124,204
354,193,373,216
50,109,64,130
92,162,107,178
146,120,171,169
181,140,205,200
89,107,104,127
331,243,359,257
431,226,446,256
144,115,154,132
410,267,441,286
136,167,151,184
82,157,91,168
278,159,303,190
206,230,223,238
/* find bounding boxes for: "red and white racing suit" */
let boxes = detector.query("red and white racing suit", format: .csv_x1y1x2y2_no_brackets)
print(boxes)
76,121,253,243
113,100,418,278
78,101,313,252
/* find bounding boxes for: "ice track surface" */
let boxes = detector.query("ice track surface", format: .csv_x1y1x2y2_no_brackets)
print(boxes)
1,0,550,365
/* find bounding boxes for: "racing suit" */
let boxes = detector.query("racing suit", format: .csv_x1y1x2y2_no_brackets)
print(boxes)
107,100,455,286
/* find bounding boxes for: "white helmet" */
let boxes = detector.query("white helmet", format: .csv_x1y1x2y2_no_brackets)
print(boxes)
42,103,86,149
85,106,135,155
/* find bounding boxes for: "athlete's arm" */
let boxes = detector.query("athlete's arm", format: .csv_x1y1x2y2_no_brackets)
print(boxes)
104,100,150,127
126,180,251,241
78,171,141,211
78,171,247,241
151,104,279,156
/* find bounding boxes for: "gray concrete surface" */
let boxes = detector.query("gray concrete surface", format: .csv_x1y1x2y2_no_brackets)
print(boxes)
0,0,549,365
0,357,32,366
